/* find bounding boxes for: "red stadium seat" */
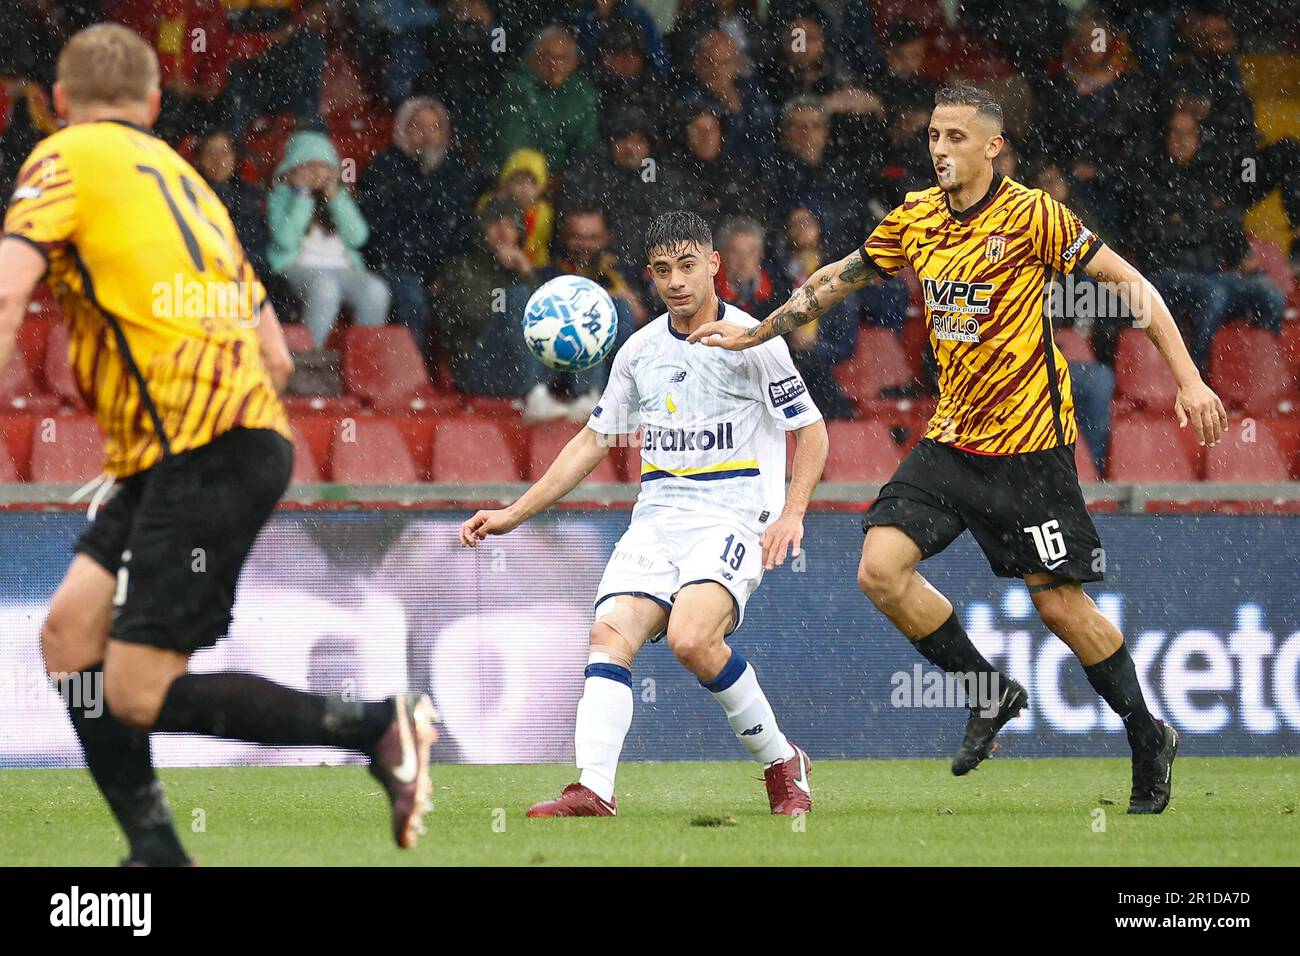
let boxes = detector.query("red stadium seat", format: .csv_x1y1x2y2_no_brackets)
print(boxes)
342,326,440,415
1074,435,1100,483
0,435,19,482
281,323,316,353
1107,416,1199,482
42,323,87,410
1053,326,1097,364
1204,419,1290,481
29,416,105,482
1209,322,1294,412
282,394,363,415
288,424,324,482
330,417,419,483
1114,328,1179,412
1247,235,1296,305
0,353,58,414
528,423,620,482
289,414,337,478
16,317,51,374
834,327,916,412
822,420,905,482
431,417,524,483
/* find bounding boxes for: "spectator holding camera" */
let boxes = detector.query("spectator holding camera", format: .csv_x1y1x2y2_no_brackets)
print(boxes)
267,131,390,348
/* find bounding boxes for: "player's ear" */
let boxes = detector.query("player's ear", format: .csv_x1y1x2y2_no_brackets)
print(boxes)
145,88,162,126
709,250,720,275
987,134,1004,162
52,82,69,120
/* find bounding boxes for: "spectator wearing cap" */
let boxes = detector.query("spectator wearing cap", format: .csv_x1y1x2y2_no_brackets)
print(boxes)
570,0,671,77
491,24,600,173
268,131,391,348
591,14,675,139
359,96,477,362
673,104,769,228
680,28,776,172
476,148,555,267
559,106,689,270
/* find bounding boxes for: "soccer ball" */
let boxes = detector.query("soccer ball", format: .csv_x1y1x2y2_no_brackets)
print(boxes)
522,275,620,372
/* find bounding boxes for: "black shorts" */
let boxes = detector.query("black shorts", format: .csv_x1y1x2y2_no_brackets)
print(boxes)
75,427,293,653
862,438,1104,582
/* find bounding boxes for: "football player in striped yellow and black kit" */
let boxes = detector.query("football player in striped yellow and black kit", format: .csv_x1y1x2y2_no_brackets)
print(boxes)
689,83,1229,815
0,24,435,865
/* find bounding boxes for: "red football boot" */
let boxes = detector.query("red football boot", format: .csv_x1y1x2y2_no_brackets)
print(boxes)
763,742,812,815
526,783,617,817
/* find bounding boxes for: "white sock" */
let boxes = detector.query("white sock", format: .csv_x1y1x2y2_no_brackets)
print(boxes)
574,660,633,803
704,653,795,766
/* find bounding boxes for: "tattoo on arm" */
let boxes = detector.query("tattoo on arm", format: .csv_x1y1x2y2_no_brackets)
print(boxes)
840,252,871,284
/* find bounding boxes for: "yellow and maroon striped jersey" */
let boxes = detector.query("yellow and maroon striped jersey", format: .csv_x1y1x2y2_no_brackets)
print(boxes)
862,173,1103,455
4,119,289,477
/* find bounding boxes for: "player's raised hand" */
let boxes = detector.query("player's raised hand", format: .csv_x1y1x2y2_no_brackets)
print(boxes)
1174,380,1228,446
759,514,803,570
459,509,520,547
686,320,756,350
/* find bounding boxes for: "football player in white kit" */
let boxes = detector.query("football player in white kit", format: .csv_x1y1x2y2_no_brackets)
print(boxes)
460,211,829,816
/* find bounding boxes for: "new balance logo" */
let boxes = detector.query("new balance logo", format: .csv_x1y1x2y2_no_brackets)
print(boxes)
740,723,764,736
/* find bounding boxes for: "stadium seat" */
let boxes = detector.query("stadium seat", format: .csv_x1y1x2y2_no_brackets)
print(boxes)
1107,416,1199,482
1282,321,1300,383
528,423,620,482
282,394,363,416
1113,328,1179,412
1053,326,1097,365
0,435,19,482
1074,435,1100,483
431,417,524,483
42,323,86,409
834,327,917,413
342,326,443,415
1204,419,1290,481
0,353,58,414
1209,323,1294,412
288,424,324,482
330,417,419,483
16,317,51,373
281,323,315,353
28,416,105,483
821,420,905,482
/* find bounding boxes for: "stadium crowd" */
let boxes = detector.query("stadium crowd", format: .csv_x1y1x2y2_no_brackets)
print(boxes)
1,0,1298,478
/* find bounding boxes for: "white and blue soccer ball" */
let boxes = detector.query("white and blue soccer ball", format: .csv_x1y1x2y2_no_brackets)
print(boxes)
522,274,619,372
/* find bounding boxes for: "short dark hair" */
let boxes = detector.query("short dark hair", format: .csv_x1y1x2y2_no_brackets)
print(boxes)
644,210,712,261
934,82,1004,132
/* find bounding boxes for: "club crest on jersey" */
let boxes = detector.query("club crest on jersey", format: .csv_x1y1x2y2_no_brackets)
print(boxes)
985,234,1006,263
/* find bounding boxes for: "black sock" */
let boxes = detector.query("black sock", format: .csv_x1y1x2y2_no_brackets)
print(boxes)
154,672,392,751
911,612,1003,687
56,664,189,866
1083,644,1164,753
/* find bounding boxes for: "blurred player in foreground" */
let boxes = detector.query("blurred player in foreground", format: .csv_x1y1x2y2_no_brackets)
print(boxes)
461,211,829,816
689,83,1228,814
0,24,435,864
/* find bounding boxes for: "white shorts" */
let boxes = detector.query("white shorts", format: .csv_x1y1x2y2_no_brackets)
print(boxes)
593,509,764,638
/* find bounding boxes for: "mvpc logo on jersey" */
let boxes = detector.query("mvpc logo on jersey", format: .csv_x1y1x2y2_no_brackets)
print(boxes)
985,234,1006,263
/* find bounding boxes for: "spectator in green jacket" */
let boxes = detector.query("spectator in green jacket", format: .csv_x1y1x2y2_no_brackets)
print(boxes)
491,25,599,173
267,131,390,348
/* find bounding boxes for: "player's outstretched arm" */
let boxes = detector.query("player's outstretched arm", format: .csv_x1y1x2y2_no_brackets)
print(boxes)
1082,245,1227,446
459,426,614,547
760,419,828,570
0,237,44,372
688,248,875,350
254,301,295,393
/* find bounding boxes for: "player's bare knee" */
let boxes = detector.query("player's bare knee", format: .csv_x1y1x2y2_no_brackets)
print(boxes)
858,553,907,610
588,620,635,669
666,623,714,671
41,608,94,677
1031,590,1073,636
102,666,166,730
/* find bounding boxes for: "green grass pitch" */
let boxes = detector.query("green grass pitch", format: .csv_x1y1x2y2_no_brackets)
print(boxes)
2,758,1297,866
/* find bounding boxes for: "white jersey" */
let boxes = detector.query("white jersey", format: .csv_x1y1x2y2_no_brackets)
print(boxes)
587,302,823,531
